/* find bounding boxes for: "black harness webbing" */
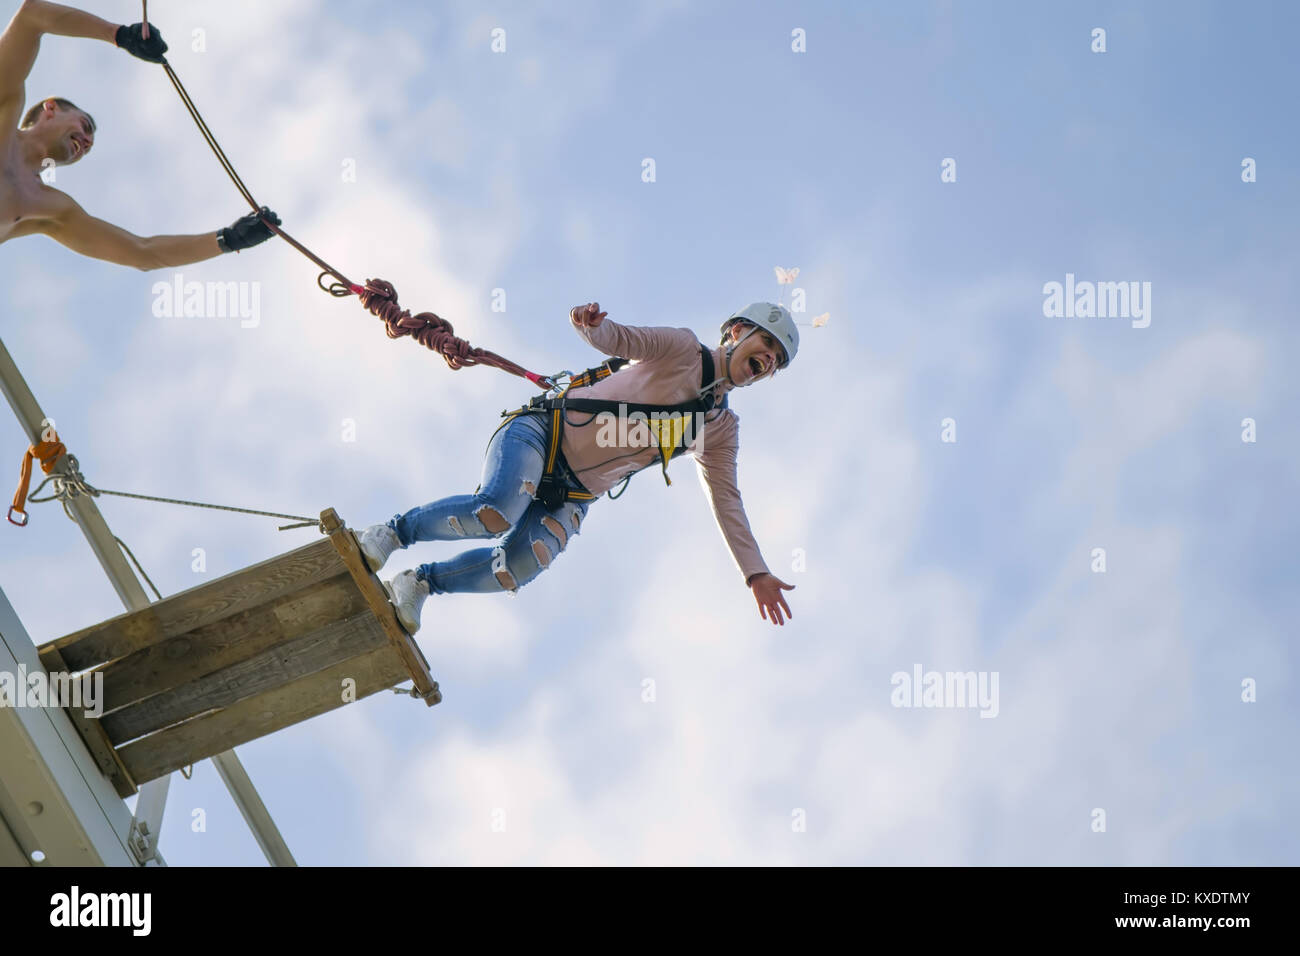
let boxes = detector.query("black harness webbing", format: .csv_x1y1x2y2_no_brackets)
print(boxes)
501,345,726,508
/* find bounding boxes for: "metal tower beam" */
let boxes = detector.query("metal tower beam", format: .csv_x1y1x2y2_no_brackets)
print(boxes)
0,335,293,867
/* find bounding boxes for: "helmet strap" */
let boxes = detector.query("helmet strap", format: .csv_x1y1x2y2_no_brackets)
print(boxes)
720,322,760,389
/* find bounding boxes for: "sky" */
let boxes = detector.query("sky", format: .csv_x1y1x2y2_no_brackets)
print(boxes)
1,0,1297,865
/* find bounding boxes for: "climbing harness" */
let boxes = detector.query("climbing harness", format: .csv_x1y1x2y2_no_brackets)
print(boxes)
500,345,728,509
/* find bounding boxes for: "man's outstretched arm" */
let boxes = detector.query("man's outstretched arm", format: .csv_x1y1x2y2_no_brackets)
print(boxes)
35,195,281,271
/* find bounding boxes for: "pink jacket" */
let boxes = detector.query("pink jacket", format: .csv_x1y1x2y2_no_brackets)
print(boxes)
559,314,770,583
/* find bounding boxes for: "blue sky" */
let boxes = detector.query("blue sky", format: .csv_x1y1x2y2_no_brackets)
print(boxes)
1,0,1296,864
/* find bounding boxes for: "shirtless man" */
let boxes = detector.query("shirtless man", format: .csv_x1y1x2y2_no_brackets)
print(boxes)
0,1,279,269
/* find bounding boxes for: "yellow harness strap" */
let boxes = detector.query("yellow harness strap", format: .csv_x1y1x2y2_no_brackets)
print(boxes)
545,401,596,501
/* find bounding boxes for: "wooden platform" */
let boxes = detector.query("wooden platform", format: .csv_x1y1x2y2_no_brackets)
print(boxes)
36,509,439,798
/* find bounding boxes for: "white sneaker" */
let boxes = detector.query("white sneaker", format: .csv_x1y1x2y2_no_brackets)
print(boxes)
357,523,402,572
382,569,429,635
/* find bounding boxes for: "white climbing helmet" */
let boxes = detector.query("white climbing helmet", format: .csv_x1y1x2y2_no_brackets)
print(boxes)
719,302,799,369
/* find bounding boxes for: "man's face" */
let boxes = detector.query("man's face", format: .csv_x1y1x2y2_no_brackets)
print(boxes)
39,105,95,165
729,322,785,386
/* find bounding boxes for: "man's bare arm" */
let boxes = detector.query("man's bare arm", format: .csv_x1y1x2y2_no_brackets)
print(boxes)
0,2,117,115
11,0,116,43
33,192,282,271
35,192,221,271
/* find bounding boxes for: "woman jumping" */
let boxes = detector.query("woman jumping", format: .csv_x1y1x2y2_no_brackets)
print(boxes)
356,301,799,629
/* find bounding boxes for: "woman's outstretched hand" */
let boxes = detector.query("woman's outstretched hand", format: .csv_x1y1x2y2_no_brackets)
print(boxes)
571,302,607,328
750,572,795,625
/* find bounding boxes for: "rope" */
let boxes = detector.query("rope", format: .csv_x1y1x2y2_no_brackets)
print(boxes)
151,18,553,387
14,434,168,599
28,474,164,601
356,279,543,380
26,463,320,531
114,532,163,601
158,60,357,296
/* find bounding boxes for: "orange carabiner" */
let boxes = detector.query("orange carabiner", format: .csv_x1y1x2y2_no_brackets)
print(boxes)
10,434,66,529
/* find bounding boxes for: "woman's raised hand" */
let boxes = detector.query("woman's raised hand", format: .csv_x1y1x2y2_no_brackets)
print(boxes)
570,302,607,328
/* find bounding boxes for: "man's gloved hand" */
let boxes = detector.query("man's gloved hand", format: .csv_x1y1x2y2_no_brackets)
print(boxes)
217,207,281,253
115,23,168,63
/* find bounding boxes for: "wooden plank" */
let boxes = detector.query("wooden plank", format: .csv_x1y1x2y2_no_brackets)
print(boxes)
26,507,439,794
43,536,341,671
101,610,390,745
116,642,408,785
36,645,138,799
94,574,365,714
323,509,441,706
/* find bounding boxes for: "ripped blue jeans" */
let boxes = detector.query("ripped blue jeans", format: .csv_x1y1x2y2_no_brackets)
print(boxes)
386,413,593,594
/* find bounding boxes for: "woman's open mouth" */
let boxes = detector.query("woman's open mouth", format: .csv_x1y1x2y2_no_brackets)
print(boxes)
748,356,764,377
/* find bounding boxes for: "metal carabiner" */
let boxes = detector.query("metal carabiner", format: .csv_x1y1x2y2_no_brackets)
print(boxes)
544,370,574,396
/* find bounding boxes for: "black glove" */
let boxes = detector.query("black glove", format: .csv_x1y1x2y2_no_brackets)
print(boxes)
217,207,281,253
115,23,168,63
